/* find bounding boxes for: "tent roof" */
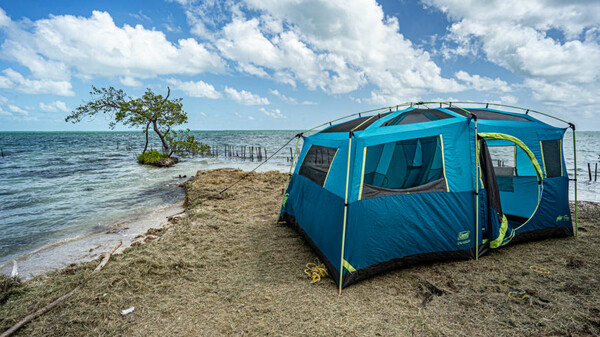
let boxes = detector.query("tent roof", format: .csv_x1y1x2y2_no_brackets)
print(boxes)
314,106,563,139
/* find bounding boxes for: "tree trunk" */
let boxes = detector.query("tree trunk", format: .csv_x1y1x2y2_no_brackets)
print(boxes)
142,121,151,154
152,120,170,155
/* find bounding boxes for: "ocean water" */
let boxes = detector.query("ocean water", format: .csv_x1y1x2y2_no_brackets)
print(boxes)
0,130,598,276
0,131,300,276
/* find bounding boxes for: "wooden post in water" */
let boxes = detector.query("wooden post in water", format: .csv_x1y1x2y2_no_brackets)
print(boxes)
289,147,293,162
588,163,592,181
595,163,598,182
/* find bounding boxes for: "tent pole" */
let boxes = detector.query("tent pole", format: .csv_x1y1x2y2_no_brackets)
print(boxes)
572,125,578,237
338,133,353,296
474,118,479,260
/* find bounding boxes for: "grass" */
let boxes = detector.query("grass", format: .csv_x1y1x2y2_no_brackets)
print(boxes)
0,169,598,336
137,150,168,165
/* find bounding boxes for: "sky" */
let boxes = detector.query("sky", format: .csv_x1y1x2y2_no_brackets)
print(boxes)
0,0,598,131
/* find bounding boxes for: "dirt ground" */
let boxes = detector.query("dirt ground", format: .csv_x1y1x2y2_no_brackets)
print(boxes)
1,169,599,336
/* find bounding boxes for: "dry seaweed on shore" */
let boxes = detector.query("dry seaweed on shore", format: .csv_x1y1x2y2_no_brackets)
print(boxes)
1,169,599,336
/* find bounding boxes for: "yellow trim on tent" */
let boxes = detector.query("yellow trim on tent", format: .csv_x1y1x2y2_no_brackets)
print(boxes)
338,136,352,295
479,132,543,180
358,147,367,200
476,139,485,189
540,141,547,178
490,214,509,248
322,149,339,187
479,132,544,232
440,135,450,192
343,259,356,273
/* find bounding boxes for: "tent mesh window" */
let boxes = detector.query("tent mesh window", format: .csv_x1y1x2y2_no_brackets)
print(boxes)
381,109,454,126
298,145,338,186
487,145,516,192
447,108,530,121
321,112,392,133
541,140,562,177
361,135,446,199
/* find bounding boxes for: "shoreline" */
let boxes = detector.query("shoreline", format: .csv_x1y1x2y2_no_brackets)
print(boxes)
0,197,184,279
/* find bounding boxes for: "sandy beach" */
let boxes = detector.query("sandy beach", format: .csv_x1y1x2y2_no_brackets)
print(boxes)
0,168,598,336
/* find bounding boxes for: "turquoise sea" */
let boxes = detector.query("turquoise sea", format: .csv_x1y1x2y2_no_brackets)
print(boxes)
0,130,598,276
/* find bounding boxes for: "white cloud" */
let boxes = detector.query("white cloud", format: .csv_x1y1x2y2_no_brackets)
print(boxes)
524,79,599,106
426,0,600,108
455,71,511,92
260,107,286,119
0,68,74,96
129,11,151,22
0,8,10,27
0,107,11,116
176,0,468,102
0,95,7,104
39,100,70,113
237,63,270,78
8,104,27,115
445,20,600,83
500,95,518,105
224,86,270,105
269,89,317,105
120,76,142,87
248,116,255,120
424,0,600,39
0,10,226,91
167,78,222,99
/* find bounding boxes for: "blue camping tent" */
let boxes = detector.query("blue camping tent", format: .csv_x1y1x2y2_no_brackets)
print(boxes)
280,103,576,294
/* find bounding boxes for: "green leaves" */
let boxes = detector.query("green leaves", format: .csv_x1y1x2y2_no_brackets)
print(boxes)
166,129,210,157
67,86,209,163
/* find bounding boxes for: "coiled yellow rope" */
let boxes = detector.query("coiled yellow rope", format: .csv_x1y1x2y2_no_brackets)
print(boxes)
304,260,328,283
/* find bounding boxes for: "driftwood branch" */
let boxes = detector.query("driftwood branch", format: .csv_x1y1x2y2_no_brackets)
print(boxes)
1,241,122,337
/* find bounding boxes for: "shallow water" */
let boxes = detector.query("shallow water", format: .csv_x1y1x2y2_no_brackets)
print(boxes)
0,131,300,276
0,130,598,276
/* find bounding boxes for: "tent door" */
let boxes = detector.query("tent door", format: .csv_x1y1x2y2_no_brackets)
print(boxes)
478,133,544,248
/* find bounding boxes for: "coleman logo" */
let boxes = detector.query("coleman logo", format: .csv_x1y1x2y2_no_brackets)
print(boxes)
457,231,470,245
556,214,570,223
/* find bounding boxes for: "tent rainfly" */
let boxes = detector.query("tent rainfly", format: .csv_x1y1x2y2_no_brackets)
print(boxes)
279,103,577,294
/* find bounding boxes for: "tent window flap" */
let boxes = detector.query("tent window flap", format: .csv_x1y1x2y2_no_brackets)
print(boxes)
541,140,563,178
361,135,447,199
298,145,338,186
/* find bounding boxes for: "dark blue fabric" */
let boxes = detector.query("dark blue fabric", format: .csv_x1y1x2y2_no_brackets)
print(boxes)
282,174,345,274
516,176,572,234
344,191,475,273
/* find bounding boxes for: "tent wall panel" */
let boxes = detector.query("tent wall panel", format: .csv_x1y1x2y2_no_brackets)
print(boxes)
344,191,476,275
282,174,345,277
514,176,572,237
